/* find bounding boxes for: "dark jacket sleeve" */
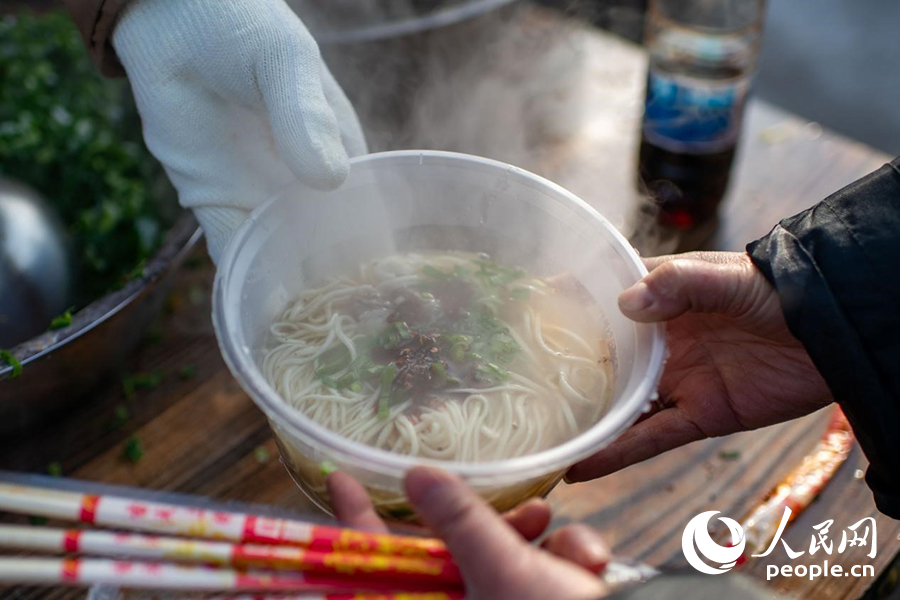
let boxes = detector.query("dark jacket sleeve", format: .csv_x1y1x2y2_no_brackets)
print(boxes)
746,157,900,519
61,0,132,76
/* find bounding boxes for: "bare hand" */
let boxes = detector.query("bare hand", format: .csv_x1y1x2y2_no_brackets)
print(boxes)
568,251,832,482
329,467,610,600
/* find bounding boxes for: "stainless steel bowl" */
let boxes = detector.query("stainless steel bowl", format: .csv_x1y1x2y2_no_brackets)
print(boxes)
0,213,201,433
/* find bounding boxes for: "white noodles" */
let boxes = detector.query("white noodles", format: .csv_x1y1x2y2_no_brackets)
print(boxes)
263,253,614,462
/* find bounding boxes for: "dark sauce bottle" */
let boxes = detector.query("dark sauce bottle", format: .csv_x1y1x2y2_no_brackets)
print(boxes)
638,0,765,231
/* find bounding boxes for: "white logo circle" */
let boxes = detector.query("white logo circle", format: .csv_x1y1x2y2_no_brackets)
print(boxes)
682,511,746,574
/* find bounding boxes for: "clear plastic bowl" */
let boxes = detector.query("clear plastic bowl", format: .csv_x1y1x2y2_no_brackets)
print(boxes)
213,150,665,519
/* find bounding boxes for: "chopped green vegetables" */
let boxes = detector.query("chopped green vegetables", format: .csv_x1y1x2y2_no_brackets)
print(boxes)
306,257,533,418
719,450,742,461
319,460,338,476
122,370,163,397
113,404,130,427
386,506,415,520
510,288,530,301
123,437,144,463
49,307,75,330
0,12,175,302
0,349,22,378
315,345,352,377
253,445,271,464
378,364,398,419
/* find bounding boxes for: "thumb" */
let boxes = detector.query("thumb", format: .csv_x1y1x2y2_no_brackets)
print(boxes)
405,467,529,584
257,29,350,190
618,255,756,322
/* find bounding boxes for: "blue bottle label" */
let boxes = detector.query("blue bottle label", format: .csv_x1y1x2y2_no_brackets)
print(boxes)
642,69,750,153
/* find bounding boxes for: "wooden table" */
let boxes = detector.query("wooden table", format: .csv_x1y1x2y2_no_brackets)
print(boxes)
2,6,897,599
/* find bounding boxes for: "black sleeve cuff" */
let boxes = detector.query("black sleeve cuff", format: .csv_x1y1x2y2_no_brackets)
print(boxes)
746,158,900,519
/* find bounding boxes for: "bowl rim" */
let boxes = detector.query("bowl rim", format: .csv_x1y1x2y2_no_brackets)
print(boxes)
213,150,666,482
310,0,520,45
0,212,201,376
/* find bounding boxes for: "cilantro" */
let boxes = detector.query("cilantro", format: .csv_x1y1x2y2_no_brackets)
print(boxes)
49,307,75,330
0,349,22,378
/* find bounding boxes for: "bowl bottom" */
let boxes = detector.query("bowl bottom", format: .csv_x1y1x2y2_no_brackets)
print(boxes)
273,433,564,523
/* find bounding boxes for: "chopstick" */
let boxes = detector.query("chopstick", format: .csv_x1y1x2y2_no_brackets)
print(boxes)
0,556,462,597
0,524,462,585
0,483,450,559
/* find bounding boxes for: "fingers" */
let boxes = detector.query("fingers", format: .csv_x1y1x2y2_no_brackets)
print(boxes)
319,63,369,158
541,524,610,574
404,467,530,582
619,254,754,322
327,472,389,533
192,206,249,264
503,499,551,542
257,23,350,190
566,406,704,482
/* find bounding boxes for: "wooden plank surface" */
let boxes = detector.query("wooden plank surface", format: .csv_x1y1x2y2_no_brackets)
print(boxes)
1,6,897,600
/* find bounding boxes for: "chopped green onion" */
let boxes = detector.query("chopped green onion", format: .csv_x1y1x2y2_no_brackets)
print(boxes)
719,450,741,461
123,437,144,464
423,265,449,279
430,362,449,386
49,307,75,330
113,404,130,427
386,506,415,520
394,321,412,340
253,445,271,463
0,349,22,378
378,364,398,420
319,460,338,476
364,365,385,378
315,345,352,377
122,371,163,398
335,372,359,390
476,362,509,384
510,288,530,301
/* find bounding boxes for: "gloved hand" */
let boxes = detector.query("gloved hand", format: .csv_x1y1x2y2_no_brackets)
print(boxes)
112,0,367,262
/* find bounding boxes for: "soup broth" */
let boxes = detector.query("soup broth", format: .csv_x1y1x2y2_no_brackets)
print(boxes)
264,252,614,463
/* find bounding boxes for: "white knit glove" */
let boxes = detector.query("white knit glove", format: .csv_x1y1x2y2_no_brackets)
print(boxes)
112,0,367,262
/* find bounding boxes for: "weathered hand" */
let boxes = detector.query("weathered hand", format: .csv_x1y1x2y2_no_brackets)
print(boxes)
329,467,610,600
568,251,832,482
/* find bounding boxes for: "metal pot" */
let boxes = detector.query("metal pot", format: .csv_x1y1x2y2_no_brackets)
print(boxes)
0,213,200,433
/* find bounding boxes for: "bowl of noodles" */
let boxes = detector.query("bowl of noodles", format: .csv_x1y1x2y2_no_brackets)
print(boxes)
213,150,666,521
